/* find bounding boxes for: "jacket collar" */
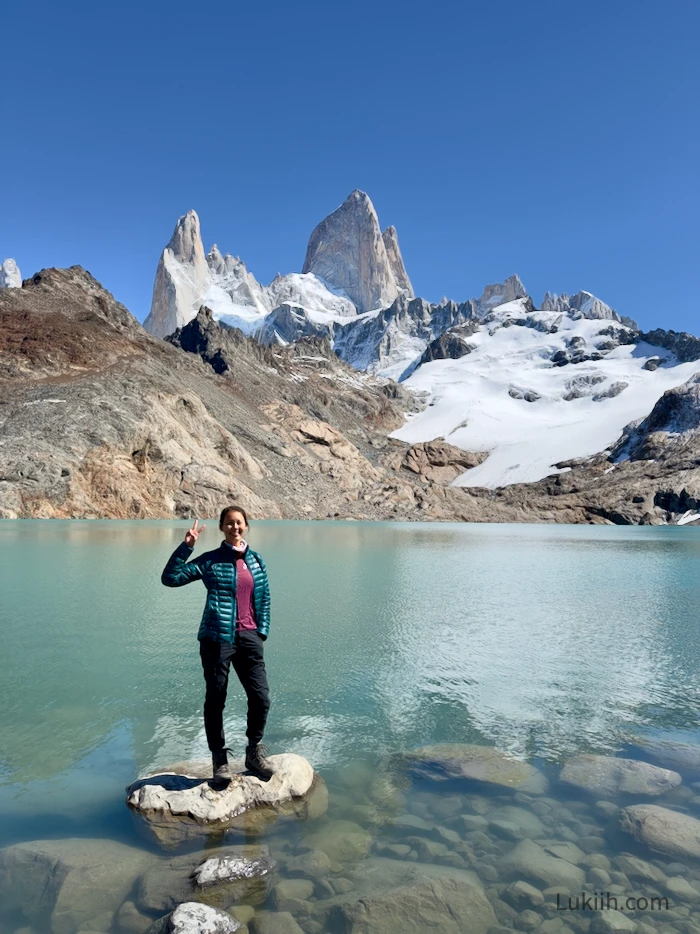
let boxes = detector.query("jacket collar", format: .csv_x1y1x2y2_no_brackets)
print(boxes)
221,539,248,558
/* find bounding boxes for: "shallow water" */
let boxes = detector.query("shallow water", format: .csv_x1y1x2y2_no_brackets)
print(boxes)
2,520,700,933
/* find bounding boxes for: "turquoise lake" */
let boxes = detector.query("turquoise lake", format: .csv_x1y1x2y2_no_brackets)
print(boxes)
2,520,700,934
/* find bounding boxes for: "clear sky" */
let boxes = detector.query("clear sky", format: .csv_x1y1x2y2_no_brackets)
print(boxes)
1,0,698,332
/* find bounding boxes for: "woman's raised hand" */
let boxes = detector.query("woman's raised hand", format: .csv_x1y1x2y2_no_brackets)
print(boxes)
184,519,206,547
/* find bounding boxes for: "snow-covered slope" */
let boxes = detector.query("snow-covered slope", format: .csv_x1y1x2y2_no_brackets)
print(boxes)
391,298,699,487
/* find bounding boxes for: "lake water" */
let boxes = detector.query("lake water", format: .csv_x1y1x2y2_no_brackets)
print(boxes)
2,520,700,934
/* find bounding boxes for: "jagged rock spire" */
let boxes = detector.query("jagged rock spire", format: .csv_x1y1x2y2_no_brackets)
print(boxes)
144,210,210,338
382,226,413,297
0,259,22,288
302,190,411,313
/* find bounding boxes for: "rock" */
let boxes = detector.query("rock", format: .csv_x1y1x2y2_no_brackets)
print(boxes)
541,291,624,324
403,744,548,794
115,901,153,934
284,849,331,878
639,328,700,364
665,876,700,901
193,854,278,905
519,909,544,929
403,440,487,483
0,258,21,288
593,381,628,402
327,866,497,934
270,879,314,911
503,881,545,908
620,805,700,859
454,815,489,833
615,854,665,883
419,325,477,364
434,825,461,845
0,838,156,934
589,868,612,887
643,357,661,371
404,836,449,860
390,814,435,836
228,907,255,926
135,846,276,913
302,819,371,864
126,754,324,846
329,877,354,895
508,385,541,402
497,840,586,890
632,740,700,779
374,843,412,859
249,912,304,934
146,902,241,934
480,276,528,311
590,910,637,933
542,842,585,864
488,806,546,839
489,819,523,841
559,755,681,798
302,190,408,314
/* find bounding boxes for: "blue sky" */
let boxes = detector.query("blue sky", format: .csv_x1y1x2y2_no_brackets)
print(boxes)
1,0,698,332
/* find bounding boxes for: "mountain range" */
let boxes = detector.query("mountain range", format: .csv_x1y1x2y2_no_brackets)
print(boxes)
2,189,700,524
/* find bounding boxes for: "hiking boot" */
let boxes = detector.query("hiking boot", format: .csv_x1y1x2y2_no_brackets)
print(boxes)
211,748,232,784
245,743,273,782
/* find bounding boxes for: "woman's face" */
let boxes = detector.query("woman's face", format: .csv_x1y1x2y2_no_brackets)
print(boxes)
221,510,248,545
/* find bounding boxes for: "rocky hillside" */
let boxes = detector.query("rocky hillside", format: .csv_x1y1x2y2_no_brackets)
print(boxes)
0,266,498,521
4,265,700,526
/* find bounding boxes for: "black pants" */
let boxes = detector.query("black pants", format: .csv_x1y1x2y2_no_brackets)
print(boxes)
199,632,270,753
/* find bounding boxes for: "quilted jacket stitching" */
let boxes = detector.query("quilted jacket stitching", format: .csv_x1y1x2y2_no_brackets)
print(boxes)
161,542,271,642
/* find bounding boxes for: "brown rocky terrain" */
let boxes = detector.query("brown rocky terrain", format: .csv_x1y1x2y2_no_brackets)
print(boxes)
2,266,700,524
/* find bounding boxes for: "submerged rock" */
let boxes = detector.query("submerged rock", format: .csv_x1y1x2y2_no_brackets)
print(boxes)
322,858,496,934
632,739,700,779
248,912,304,934
497,839,586,890
559,754,681,797
126,754,327,847
302,819,372,865
620,804,700,859
0,838,156,934
402,744,548,794
135,846,277,913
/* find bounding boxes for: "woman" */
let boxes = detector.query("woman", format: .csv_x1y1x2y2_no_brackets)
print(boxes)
161,506,273,783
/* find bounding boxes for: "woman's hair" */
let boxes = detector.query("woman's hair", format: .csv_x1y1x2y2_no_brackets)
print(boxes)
219,505,249,529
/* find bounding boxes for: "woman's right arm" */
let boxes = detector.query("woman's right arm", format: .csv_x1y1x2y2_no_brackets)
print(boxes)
161,520,207,587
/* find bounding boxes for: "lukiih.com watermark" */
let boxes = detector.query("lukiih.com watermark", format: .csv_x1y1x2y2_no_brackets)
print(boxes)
557,892,670,912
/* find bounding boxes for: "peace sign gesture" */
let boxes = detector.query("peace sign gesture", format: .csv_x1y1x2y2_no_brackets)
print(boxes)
184,519,206,547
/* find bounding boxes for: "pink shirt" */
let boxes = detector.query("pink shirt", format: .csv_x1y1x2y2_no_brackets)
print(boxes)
235,557,257,631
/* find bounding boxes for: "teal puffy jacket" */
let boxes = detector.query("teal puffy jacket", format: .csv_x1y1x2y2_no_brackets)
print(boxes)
161,541,271,643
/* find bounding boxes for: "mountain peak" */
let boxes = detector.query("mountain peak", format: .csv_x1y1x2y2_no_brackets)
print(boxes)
477,274,528,311
0,258,22,288
167,210,204,266
144,211,209,338
302,191,410,313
